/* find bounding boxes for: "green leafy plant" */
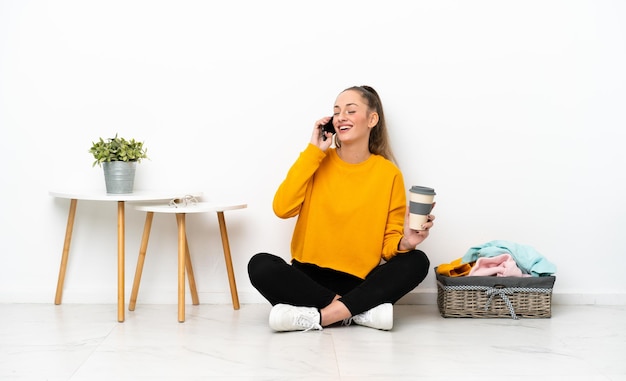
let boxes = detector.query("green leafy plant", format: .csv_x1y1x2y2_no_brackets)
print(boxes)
89,133,148,167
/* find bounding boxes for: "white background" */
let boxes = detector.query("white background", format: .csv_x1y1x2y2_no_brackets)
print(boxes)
1,0,624,305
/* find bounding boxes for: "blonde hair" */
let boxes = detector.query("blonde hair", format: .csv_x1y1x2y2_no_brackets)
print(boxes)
335,85,398,165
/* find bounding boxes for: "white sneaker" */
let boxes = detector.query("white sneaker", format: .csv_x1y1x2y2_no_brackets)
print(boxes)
269,304,323,332
349,303,393,330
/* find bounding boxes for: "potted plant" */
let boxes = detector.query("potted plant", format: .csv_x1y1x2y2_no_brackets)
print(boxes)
89,134,148,194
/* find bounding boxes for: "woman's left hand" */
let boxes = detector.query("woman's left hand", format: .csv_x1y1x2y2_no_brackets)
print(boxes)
399,203,436,250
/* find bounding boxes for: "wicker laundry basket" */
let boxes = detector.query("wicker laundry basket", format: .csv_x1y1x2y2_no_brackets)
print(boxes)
435,268,555,319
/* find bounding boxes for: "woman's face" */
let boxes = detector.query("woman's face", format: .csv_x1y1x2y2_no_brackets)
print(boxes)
333,90,378,145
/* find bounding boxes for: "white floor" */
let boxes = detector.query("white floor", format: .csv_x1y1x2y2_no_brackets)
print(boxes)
1,303,624,381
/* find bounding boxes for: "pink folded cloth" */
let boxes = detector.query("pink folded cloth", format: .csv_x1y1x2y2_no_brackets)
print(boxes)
468,253,528,277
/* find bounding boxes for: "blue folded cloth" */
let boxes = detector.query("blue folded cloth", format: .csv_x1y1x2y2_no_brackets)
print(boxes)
461,240,557,277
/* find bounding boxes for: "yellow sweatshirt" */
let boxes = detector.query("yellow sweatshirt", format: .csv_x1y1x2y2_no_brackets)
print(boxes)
273,144,408,279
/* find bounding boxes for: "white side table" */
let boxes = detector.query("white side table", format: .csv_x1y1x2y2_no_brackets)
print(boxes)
130,201,247,322
49,190,202,322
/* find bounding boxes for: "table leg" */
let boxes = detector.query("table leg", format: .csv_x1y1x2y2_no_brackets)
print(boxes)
184,236,200,305
55,198,78,305
117,201,125,322
129,212,154,311
176,213,186,322
217,211,240,310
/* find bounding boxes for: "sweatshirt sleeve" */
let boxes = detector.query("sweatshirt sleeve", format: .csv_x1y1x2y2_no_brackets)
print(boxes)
273,144,326,219
381,170,409,261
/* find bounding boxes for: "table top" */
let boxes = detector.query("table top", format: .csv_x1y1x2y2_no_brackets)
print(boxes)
135,201,247,214
49,190,203,202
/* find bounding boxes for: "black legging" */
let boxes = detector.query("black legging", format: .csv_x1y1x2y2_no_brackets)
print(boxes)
247,250,430,316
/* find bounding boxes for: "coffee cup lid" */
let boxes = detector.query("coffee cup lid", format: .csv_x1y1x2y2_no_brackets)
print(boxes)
410,186,436,195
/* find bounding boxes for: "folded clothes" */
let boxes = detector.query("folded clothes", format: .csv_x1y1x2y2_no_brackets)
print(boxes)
436,257,473,277
468,253,529,277
461,240,557,276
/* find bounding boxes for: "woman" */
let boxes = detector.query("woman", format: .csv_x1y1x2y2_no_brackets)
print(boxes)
248,85,434,331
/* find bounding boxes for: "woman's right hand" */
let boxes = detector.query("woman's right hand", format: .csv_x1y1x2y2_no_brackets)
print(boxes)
310,116,334,151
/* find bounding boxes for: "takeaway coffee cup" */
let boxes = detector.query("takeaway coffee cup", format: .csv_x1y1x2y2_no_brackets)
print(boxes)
409,186,436,230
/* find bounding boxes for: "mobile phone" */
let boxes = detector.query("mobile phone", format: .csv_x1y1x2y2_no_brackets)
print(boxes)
321,117,335,141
